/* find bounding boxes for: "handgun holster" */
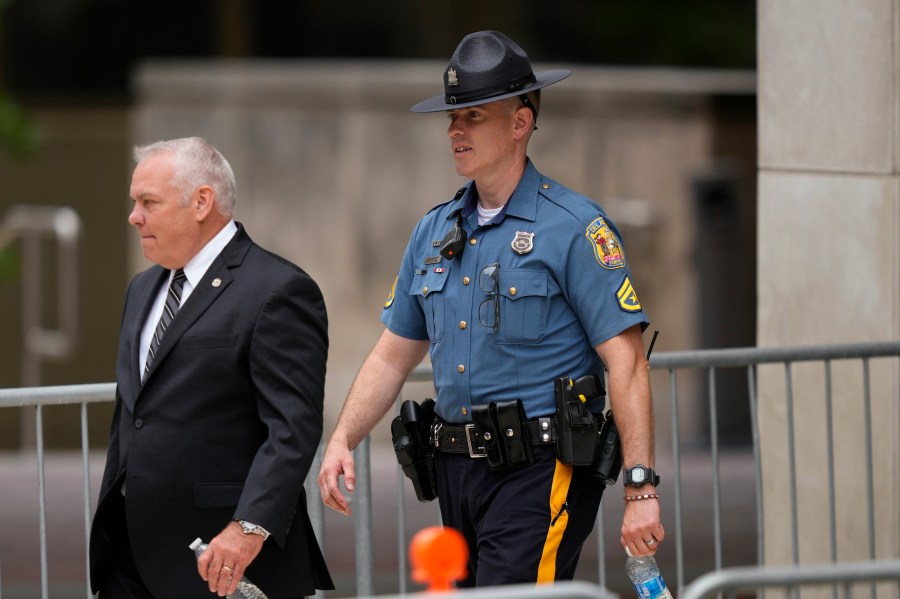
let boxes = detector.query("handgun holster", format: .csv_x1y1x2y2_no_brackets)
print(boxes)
390,399,437,502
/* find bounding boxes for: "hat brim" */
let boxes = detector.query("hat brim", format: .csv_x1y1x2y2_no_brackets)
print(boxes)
410,69,572,113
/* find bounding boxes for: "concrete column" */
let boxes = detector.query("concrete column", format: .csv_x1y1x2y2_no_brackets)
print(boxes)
757,0,899,567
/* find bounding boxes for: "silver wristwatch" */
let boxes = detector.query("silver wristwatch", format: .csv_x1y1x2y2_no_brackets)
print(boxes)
236,519,271,540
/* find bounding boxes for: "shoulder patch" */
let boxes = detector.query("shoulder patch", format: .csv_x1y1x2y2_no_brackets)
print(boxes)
616,276,642,313
585,217,625,269
384,276,398,309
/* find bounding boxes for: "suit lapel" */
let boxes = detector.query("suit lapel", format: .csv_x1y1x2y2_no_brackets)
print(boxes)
138,225,252,387
120,267,168,411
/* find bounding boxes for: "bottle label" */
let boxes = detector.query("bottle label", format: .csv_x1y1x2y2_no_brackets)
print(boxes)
633,575,673,599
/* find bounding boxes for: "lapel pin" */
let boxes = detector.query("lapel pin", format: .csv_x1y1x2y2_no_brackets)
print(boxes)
212,278,222,288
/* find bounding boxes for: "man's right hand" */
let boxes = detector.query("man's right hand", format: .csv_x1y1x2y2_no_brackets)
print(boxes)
318,439,356,515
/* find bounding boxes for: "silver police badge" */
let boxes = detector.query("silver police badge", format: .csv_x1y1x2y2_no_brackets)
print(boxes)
447,68,459,87
511,231,534,255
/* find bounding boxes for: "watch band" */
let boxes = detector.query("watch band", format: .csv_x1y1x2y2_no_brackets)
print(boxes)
236,519,271,540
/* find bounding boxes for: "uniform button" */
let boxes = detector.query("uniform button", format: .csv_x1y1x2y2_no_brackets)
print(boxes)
542,183,550,189
461,407,468,416
423,286,428,295
459,321,467,329
463,276,470,286
509,287,517,296
469,238,477,245
134,418,143,429
457,364,465,373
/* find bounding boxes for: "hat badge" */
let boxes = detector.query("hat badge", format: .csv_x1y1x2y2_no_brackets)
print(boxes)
447,68,459,87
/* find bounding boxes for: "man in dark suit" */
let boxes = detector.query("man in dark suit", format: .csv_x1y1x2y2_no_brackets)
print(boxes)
90,137,333,598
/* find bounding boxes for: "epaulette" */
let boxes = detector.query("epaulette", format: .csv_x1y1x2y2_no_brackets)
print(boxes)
537,177,604,223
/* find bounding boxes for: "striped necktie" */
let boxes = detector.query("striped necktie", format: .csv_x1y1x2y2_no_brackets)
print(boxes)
143,269,186,381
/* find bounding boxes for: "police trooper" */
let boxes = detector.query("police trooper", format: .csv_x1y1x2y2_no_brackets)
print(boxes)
319,30,663,586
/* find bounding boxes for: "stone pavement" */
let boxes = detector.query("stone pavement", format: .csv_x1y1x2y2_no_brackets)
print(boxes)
0,446,757,598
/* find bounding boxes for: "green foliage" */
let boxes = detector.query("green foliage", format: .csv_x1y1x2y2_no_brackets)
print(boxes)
0,91,37,158
0,245,19,282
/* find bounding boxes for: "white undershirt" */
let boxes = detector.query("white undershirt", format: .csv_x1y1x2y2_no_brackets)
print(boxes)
138,220,238,376
477,203,503,226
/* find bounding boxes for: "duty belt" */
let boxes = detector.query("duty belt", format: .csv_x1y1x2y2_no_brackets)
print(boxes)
432,417,557,458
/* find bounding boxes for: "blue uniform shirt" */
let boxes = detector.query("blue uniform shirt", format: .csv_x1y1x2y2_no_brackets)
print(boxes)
382,160,649,423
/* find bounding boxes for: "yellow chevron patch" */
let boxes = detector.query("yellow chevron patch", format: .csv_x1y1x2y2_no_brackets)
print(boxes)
616,276,641,312
384,275,398,309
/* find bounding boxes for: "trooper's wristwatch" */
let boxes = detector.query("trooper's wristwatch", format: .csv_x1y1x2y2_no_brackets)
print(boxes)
236,519,271,540
623,464,660,488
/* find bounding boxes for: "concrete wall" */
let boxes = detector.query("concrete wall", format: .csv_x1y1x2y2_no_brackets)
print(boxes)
757,0,900,565
129,60,755,447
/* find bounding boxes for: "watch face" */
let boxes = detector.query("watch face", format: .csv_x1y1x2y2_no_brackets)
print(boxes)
632,468,646,483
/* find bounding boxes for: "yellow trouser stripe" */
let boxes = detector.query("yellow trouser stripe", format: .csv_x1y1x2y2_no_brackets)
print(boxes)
537,460,574,583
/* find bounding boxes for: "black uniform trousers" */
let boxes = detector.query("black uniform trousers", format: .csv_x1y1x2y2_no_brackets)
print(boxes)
436,445,605,587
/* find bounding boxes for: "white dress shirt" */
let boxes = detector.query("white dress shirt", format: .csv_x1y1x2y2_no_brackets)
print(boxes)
138,220,238,378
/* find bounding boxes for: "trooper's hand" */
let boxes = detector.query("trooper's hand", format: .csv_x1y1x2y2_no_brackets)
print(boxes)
318,439,355,515
621,494,664,557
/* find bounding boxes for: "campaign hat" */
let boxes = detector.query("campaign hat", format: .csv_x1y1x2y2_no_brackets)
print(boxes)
411,30,570,113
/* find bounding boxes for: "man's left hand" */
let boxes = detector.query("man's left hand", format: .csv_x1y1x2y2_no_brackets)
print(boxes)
197,521,265,597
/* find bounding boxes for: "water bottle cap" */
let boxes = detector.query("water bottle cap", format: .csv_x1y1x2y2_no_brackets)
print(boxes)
189,537,204,551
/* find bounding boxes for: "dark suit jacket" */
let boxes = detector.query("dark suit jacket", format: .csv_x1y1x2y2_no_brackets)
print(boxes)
90,224,333,598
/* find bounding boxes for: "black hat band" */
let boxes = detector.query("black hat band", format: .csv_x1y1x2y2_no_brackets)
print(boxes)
445,73,537,106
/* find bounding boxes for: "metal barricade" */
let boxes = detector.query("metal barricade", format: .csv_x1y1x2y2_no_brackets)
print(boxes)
0,383,113,599
0,340,898,598
356,580,618,599
371,341,900,596
680,559,900,599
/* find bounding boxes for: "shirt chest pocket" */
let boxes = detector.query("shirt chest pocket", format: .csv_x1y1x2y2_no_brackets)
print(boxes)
409,267,451,342
499,269,548,344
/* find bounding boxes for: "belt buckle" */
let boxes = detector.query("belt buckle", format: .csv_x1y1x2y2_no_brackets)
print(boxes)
465,424,486,458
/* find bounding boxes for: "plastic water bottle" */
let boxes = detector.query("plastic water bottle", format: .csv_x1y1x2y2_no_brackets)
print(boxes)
189,538,269,599
626,555,673,599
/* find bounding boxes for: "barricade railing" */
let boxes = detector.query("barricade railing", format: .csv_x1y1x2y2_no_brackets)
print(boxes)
0,340,898,598
680,559,900,599
377,341,900,596
355,580,618,599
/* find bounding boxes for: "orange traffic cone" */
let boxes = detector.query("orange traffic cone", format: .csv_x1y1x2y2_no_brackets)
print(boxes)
410,526,468,591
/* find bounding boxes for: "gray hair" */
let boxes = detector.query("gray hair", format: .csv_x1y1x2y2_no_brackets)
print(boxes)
133,137,236,215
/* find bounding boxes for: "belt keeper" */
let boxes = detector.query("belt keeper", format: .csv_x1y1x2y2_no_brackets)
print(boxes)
624,493,659,502
537,416,554,444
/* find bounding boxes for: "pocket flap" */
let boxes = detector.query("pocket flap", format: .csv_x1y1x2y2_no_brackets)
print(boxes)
499,269,547,300
409,268,450,298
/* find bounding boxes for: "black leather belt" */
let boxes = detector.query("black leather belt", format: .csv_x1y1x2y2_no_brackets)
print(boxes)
432,417,556,458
